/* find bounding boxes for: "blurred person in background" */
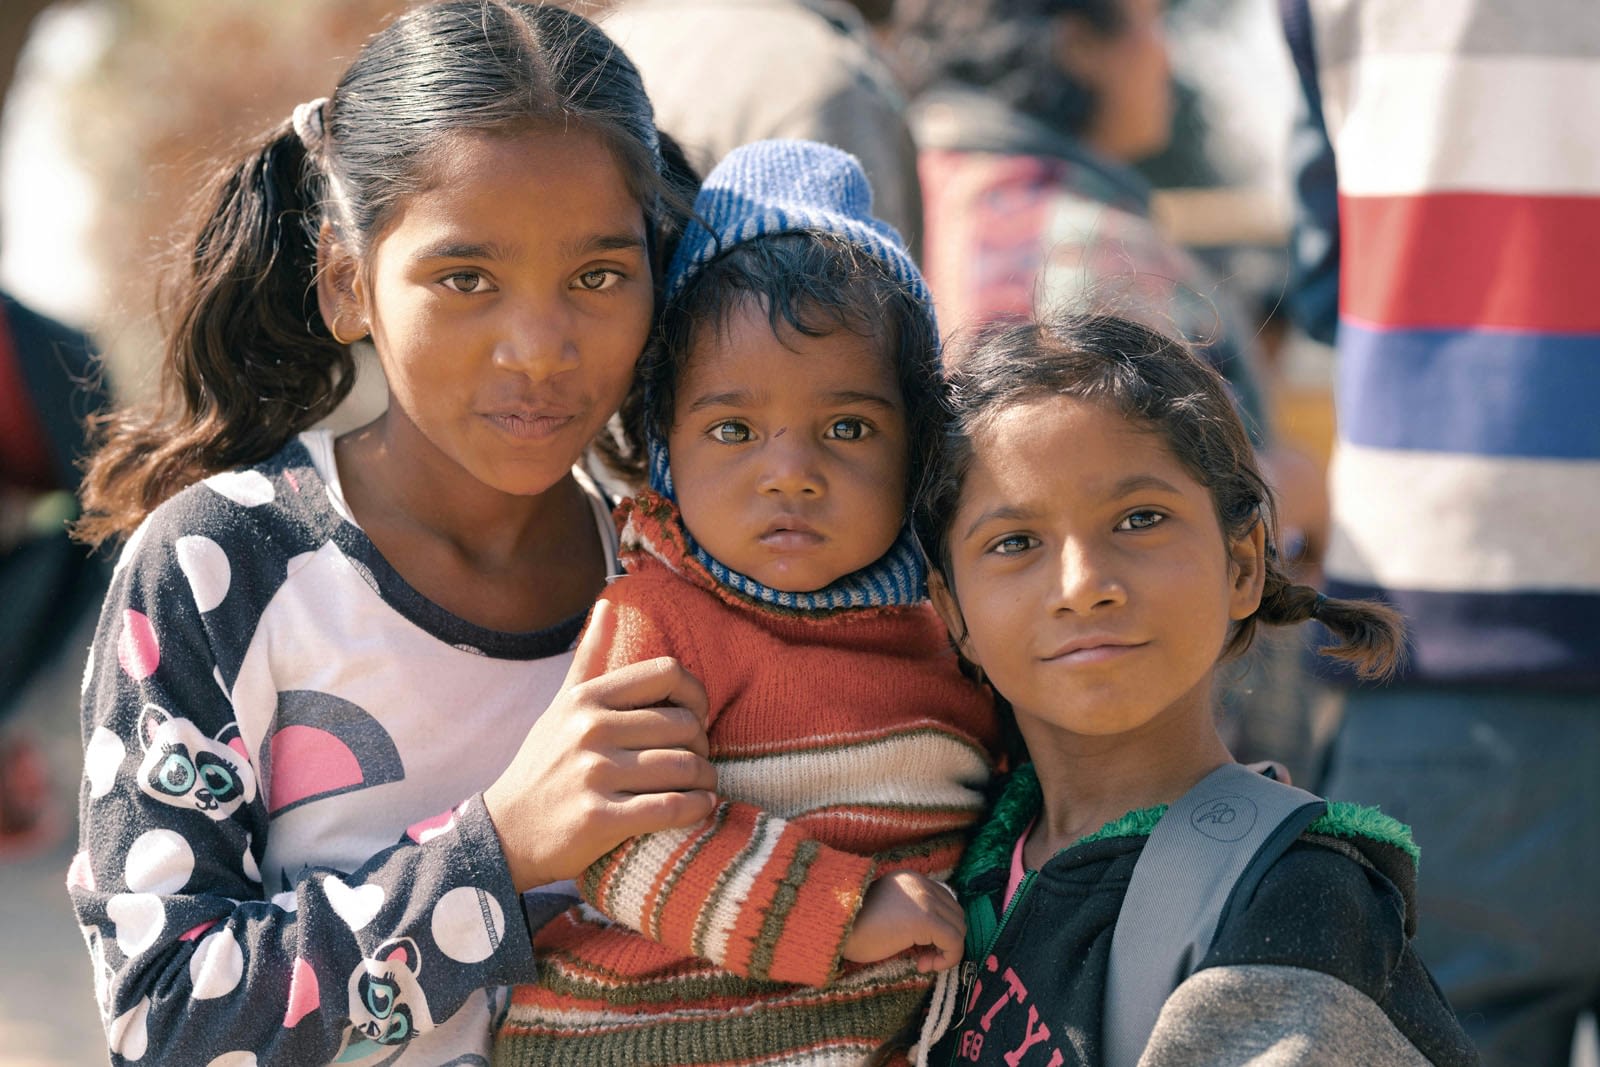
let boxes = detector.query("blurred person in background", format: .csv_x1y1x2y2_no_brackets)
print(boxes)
0,286,108,854
893,0,1333,783
0,0,109,859
600,0,924,259
1281,0,1600,1062
893,0,1253,402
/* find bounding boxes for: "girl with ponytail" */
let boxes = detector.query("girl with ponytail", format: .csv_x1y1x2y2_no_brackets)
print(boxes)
70,4,718,1065
909,312,1475,1064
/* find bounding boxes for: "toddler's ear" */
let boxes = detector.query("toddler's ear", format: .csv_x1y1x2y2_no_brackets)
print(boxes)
928,569,978,665
1227,518,1268,621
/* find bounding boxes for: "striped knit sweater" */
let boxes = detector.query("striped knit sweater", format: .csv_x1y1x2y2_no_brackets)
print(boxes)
1283,0,1600,686
496,492,1000,1066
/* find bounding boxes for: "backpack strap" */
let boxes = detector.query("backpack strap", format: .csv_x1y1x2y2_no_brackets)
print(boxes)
1102,762,1326,1067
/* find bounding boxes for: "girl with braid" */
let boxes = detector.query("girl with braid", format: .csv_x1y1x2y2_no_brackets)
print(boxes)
913,313,1475,1066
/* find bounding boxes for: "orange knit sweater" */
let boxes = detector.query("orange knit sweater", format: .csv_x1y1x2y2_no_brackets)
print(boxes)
498,492,999,1066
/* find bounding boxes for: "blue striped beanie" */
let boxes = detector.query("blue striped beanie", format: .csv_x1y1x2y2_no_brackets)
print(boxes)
651,139,935,612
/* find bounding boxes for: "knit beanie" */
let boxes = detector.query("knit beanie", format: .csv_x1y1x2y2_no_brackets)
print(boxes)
648,138,935,612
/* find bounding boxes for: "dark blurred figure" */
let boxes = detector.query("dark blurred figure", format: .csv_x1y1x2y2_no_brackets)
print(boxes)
0,289,108,853
601,0,923,258
1281,0,1600,1062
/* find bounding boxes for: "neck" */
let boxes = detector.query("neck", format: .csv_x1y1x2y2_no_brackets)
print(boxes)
1018,681,1232,866
336,415,577,566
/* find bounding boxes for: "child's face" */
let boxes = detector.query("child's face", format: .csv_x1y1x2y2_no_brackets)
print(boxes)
667,300,910,592
324,126,653,498
932,396,1264,745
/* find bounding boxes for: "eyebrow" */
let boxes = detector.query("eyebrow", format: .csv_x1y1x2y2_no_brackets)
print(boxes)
962,504,1033,543
411,231,646,264
823,389,902,412
683,389,754,413
683,388,901,414
411,240,510,263
564,232,648,257
1107,473,1187,499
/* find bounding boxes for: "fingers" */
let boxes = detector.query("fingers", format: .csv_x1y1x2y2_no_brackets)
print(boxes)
600,703,712,760
912,905,966,973
578,654,710,724
605,788,719,841
564,598,618,688
605,746,718,797
896,873,964,972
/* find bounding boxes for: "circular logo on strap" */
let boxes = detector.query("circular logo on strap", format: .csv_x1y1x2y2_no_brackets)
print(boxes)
1189,793,1258,842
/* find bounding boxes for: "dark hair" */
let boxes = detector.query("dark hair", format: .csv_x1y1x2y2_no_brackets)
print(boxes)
76,0,693,547
916,312,1405,680
892,0,1125,136
645,231,943,504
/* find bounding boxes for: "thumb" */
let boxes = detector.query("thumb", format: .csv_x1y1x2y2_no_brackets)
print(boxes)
564,597,616,688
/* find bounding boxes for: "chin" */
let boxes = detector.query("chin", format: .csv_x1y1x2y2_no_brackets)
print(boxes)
480,462,576,499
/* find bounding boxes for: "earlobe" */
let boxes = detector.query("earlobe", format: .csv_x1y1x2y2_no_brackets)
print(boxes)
1228,519,1268,620
316,222,367,344
928,569,979,666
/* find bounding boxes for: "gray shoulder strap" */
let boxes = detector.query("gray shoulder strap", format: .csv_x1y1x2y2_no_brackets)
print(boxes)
1102,762,1326,1067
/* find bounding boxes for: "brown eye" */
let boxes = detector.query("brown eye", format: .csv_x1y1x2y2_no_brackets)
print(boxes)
576,269,619,291
711,421,751,444
1117,510,1165,531
825,418,869,441
991,534,1037,556
443,272,485,293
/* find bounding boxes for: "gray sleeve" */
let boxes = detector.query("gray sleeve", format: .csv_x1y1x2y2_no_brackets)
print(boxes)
1138,964,1432,1067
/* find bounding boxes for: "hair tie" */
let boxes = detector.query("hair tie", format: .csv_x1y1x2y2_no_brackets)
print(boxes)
292,97,329,155
1310,592,1328,620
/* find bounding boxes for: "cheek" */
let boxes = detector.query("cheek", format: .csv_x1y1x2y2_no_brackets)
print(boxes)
666,445,723,523
853,454,910,548
590,309,652,391
952,571,1022,659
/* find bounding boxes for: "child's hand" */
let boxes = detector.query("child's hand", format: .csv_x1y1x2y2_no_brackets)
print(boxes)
841,871,965,973
484,600,718,891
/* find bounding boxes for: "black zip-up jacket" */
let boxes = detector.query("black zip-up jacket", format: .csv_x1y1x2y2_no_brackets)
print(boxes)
923,764,1478,1066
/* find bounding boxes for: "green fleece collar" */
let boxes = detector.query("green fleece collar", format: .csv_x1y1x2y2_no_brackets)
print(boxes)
956,763,1419,894
1307,801,1419,863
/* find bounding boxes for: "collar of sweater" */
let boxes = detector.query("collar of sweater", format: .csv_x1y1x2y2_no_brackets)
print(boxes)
615,489,927,618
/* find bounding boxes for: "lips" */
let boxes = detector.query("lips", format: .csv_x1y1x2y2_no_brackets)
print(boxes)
758,517,825,549
481,408,577,440
1041,636,1145,665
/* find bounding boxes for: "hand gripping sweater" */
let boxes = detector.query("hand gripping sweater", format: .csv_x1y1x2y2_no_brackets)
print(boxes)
497,492,1001,1066
70,432,616,1066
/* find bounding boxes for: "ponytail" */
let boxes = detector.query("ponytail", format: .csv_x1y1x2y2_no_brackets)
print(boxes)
76,123,354,548
1239,534,1407,681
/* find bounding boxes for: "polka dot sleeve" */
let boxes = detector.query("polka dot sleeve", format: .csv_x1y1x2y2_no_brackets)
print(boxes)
69,462,538,1066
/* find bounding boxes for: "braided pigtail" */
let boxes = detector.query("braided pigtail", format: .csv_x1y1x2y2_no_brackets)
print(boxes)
1255,564,1406,680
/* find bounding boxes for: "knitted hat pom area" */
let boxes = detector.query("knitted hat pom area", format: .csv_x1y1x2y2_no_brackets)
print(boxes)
647,139,937,612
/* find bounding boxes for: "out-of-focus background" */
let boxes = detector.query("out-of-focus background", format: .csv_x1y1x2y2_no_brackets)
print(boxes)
0,1,1592,1064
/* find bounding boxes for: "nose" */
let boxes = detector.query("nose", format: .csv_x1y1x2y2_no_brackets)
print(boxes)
491,298,581,381
1049,537,1126,614
756,431,825,497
